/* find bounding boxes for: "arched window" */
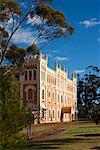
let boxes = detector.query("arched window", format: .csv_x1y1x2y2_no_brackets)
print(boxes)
53,93,54,100
29,70,32,80
33,89,36,100
53,110,55,119
25,71,27,80
48,91,50,97
65,96,66,103
61,95,63,103
34,70,36,80
28,89,33,100
42,89,44,99
49,109,51,118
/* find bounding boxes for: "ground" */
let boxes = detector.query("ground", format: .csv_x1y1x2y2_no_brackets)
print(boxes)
2,121,100,150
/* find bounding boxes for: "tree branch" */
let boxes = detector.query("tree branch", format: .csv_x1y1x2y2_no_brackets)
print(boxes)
0,3,37,66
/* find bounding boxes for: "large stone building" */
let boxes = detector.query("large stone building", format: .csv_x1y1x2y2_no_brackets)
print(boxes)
20,50,77,123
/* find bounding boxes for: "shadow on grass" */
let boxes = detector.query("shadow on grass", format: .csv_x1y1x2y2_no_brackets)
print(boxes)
76,133,100,137
2,138,81,150
23,137,93,150
91,146,100,150
3,137,100,150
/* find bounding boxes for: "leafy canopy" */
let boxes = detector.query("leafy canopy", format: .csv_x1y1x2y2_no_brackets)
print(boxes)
0,0,74,69
77,66,100,118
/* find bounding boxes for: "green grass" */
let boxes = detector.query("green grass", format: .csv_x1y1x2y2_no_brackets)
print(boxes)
1,122,100,150
28,122,100,150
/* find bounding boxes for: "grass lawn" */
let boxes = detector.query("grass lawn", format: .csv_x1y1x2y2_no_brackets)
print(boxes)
23,121,100,150
2,121,100,150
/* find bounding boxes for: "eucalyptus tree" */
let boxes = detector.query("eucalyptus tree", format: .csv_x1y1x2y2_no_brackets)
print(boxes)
77,66,100,120
0,0,74,72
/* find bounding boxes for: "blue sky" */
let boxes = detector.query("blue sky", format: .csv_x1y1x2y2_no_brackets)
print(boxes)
42,0,100,75
7,0,100,76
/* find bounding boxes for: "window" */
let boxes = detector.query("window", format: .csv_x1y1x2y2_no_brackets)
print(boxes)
53,93,54,100
65,96,66,103
68,98,69,104
28,89,33,100
42,89,44,99
33,89,36,100
34,70,36,80
49,109,51,118
42,108,44,118
25,71,27,80
53,110,55,119
75,102,77,107
29,70,32,80
61,95,63,103
48,91,50,97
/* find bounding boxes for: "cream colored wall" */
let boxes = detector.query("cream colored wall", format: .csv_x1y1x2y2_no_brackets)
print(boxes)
40,56,77,123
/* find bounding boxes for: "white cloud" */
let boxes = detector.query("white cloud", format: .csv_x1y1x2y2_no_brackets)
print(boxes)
79,18,100,28
55,56,70,61
44,50,59,54
1,15,45,47
97,38,100,42
7,18,13,25
11,28,37,46
0,17,17,29
27,15,42,26
52,50,59,53
74,70,85,74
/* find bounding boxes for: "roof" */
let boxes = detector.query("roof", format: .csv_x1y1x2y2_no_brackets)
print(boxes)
61,107,71,113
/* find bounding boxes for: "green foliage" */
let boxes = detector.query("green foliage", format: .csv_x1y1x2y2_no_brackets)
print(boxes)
0,28,9,38
77,66,100,119
26,44,40,54
5,45,25,66
0,0,22,23
35,5,68,28
0,0,74,67
0,70,32,146
0,28,9,54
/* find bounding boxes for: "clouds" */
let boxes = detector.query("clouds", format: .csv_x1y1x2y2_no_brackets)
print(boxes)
4,17,37,47
55,56,70,61
26,15,43,26
79,18,100,28
3,14,43,47
11,28,37,46
97,30,100,42
74,70,85,74
97,38,100,42
52,50,59,53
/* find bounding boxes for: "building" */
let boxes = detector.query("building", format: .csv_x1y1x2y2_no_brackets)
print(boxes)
20,49,77,123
